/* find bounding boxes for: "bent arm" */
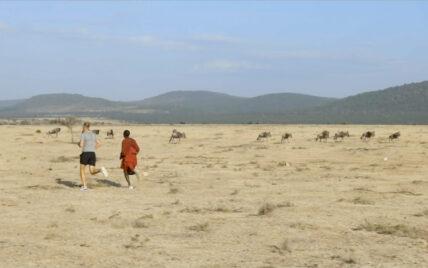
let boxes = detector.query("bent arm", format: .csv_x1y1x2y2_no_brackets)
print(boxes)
77,140,83,148
96,139,102,149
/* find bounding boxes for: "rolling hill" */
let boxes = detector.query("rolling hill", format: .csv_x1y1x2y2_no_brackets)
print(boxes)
0,99,25,108
0,81,427,124
292,81,428,124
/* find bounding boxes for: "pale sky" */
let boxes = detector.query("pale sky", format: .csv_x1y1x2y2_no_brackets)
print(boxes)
0,1,427,100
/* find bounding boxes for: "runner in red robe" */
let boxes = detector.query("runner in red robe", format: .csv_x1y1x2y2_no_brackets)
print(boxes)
120,130,140,189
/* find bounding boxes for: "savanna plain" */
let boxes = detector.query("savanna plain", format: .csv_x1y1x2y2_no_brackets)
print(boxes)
0,124,427,268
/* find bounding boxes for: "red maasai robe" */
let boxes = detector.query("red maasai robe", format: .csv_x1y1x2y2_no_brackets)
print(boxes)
120,138,140,171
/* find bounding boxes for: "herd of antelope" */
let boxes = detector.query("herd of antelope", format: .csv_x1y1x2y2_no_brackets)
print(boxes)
46,128,114,138
166,129,401,143
45,127,401,143
256,130,400,143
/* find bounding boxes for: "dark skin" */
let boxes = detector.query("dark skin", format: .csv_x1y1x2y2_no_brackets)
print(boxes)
121,134,132,187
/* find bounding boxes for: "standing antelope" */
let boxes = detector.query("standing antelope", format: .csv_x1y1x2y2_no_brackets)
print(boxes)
316,130,329,142
169,129,186,143
47,128,61,137
334,131,350,141
361,131,375,141
107,129,114,138
281,133,292,143
257,131,271,141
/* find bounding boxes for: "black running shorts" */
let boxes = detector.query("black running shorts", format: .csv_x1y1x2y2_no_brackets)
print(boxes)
80,152,96,166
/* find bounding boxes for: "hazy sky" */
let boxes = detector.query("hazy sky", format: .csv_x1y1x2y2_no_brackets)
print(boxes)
0,1,427,101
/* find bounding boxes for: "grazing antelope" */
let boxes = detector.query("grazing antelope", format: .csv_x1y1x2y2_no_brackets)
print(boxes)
334,131,350,141
281,133,292,143
47,128,61,137
361,131,375,141
92,129,100,135
169,129,186,143
316,130,329,142
107,129,114,138
257,131,271,141
389,131,400,141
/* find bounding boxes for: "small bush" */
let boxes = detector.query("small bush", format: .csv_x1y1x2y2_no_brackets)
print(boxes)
169,185,179,194
257,202,277,215
65,207,75,213
188,222,209,232
354,221,428,242
352,197,374,205
133,217,149,228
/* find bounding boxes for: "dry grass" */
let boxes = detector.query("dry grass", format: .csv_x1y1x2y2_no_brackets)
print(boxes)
168,183,179,194
354,221,428,242
133,216,151,228
50,155,76,163
413,209,428,217
65,206,76,213
2,124,428,267
351,196,374,205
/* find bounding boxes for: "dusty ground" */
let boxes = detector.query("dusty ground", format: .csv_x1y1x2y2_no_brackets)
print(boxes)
0,124,427,268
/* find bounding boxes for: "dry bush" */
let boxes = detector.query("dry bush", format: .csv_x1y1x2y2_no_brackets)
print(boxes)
60,116,79,143
188,222,209,232
354,221,428,242
413,209,428,217
257,202,277,216
50,156,75,163
65,206,76,213
180,207,202,213
280,239,291,252
331,255,356,264
169,185,179,194
277,201,294,208
230,189,239,195
209,205,232,213
269,239,291,254
133,216,152,228
44,233,60,240
278,161,290,167
352,197,374,205
124,234,148,249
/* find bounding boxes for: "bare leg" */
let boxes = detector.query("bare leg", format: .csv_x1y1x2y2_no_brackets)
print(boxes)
123,169,131,187
80,165,87,187
89,166,101,175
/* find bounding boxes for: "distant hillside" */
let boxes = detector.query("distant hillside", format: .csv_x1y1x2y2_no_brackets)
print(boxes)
293,81,428,124
133,91,246,113
14,93,120,112
0,81,427,124
133,91,334,114
0,93,129,117
0,99,24,108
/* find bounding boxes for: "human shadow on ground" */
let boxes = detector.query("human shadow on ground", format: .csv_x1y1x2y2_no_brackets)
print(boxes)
55,178,79,188
95,179,122,188
55,178,122,188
